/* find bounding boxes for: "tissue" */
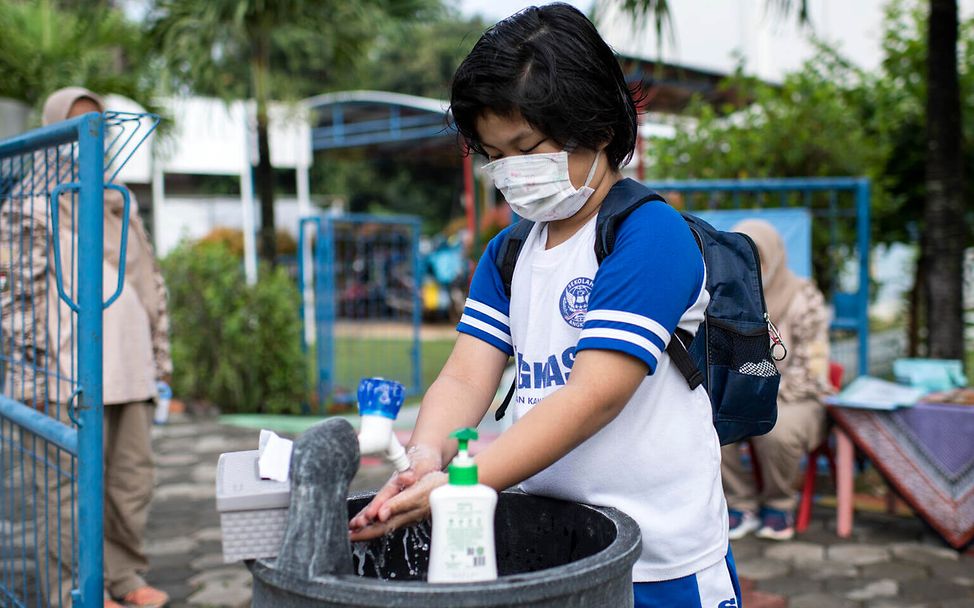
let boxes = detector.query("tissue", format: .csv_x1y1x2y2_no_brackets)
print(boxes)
258,429,293,482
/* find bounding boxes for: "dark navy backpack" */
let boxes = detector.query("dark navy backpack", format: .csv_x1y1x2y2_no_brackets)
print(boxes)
494,178,782,445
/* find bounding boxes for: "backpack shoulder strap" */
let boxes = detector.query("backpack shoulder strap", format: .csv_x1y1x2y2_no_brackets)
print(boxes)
666,219,706,389
667,327,705,390
494,219,535,298
594,180,704,390
594,178,666,263
493,219,534,422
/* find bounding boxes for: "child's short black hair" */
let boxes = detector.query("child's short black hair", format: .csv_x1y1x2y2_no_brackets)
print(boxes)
450,3,638,170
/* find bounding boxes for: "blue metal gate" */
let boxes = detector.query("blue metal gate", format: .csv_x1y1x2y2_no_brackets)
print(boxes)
643,177,871,377
298,214,422,409
0,111,155,608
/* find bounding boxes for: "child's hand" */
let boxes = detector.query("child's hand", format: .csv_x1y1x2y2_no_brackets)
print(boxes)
348,444,441,537
348,470,447,541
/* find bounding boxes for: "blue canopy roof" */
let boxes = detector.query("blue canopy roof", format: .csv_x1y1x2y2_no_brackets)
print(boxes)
304,90,455,152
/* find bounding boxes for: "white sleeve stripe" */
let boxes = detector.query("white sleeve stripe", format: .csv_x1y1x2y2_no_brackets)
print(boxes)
459,314,512,345
464,298,510,326
579,327,662,361
584,309,670,343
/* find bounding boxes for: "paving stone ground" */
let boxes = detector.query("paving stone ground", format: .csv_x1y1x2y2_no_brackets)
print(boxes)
144,415,974,608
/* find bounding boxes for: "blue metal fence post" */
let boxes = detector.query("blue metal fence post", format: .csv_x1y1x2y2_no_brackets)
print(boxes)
75,113,105,608
410,218,422,396
317,218,335,408
856,179,871,377
312,218,324,408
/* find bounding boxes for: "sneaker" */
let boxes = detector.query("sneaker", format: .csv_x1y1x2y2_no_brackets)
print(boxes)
756,507,795,541
122,586,169,608
728,509,761,540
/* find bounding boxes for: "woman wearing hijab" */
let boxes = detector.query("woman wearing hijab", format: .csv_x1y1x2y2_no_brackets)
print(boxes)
1,87,170,608
721,219,833,541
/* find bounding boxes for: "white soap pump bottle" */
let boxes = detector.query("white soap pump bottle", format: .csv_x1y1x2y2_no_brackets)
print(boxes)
427,427,498,583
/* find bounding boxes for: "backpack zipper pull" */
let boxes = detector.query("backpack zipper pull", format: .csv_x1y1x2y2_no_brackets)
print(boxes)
766,312,787,361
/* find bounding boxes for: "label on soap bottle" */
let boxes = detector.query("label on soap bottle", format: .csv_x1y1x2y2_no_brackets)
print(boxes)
427,487,497,582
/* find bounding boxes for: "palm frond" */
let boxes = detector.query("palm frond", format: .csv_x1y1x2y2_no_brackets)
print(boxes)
766,0,812,27
616,0,674,45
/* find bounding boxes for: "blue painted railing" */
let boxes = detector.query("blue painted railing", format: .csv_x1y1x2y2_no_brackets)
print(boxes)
0,110,156,608
642,177,872,377
0,113,104,608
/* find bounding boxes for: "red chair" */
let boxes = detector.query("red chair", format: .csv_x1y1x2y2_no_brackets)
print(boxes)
795,362,843,533
748,362,842,534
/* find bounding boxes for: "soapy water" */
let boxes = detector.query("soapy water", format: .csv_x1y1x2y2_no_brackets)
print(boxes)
402,524,431,577
350,521,432,580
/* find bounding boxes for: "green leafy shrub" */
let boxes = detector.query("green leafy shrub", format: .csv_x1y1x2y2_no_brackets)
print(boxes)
161,240,306,414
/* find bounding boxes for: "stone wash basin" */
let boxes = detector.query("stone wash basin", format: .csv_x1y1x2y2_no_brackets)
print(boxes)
250,490,641,608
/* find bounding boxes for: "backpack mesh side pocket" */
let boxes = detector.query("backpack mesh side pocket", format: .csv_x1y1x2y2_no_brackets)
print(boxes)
708,319,779,378
703,319,780,445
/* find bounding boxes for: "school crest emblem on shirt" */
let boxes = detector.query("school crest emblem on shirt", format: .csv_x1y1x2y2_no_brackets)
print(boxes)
560,277,593,328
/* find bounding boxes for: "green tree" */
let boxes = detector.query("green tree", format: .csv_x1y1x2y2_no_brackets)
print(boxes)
0,0,154,110
161,240,307,413
149,0,432,265
313,153,465,235
646,52,878,182
313,11,488,234
644,51,886,294
865,1,974,353
339,11,488,99
923,0,967,359
623,0,969,361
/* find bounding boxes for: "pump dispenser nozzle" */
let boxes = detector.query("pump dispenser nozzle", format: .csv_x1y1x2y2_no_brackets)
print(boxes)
448,428,479,485
356,378,410,472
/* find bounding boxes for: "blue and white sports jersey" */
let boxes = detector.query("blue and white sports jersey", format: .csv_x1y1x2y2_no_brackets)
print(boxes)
458,201,729,582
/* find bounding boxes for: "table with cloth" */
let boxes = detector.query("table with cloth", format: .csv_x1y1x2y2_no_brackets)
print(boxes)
827,400,974,549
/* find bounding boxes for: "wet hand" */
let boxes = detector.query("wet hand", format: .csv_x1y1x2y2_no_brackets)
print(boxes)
348,471,447,541
348,444,441,534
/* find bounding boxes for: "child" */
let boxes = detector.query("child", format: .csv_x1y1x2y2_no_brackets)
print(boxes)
349,4,740,605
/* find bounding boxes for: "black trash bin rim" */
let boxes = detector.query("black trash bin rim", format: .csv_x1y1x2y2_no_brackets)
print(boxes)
251,490,642,607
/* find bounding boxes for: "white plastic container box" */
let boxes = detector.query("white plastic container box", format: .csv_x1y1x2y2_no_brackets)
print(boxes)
216,450,290,562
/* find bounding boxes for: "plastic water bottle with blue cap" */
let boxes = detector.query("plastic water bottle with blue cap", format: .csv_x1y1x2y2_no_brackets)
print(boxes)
356,377,410,472
154,381,173,425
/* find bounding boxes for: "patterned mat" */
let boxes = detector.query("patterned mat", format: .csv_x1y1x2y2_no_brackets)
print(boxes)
829,402,974,549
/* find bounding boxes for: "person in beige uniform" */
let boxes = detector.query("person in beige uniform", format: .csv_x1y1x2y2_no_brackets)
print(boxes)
1,88,171,608
721,219,834,541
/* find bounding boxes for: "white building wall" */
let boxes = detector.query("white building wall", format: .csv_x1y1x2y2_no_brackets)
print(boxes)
596,0,974,83
156,197,306,256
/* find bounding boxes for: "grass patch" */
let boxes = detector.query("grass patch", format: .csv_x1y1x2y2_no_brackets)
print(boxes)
222,336,457,432
331,336,455,392
307,335,456,407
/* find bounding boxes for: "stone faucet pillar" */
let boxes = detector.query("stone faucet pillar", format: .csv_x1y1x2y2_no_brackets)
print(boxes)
275,418,360,579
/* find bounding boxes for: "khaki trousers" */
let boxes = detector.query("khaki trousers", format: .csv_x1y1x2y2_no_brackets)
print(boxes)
40,400,155,606
721,398,825,513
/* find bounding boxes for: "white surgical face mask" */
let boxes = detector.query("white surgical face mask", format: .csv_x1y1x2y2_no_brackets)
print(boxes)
483,146,600,222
